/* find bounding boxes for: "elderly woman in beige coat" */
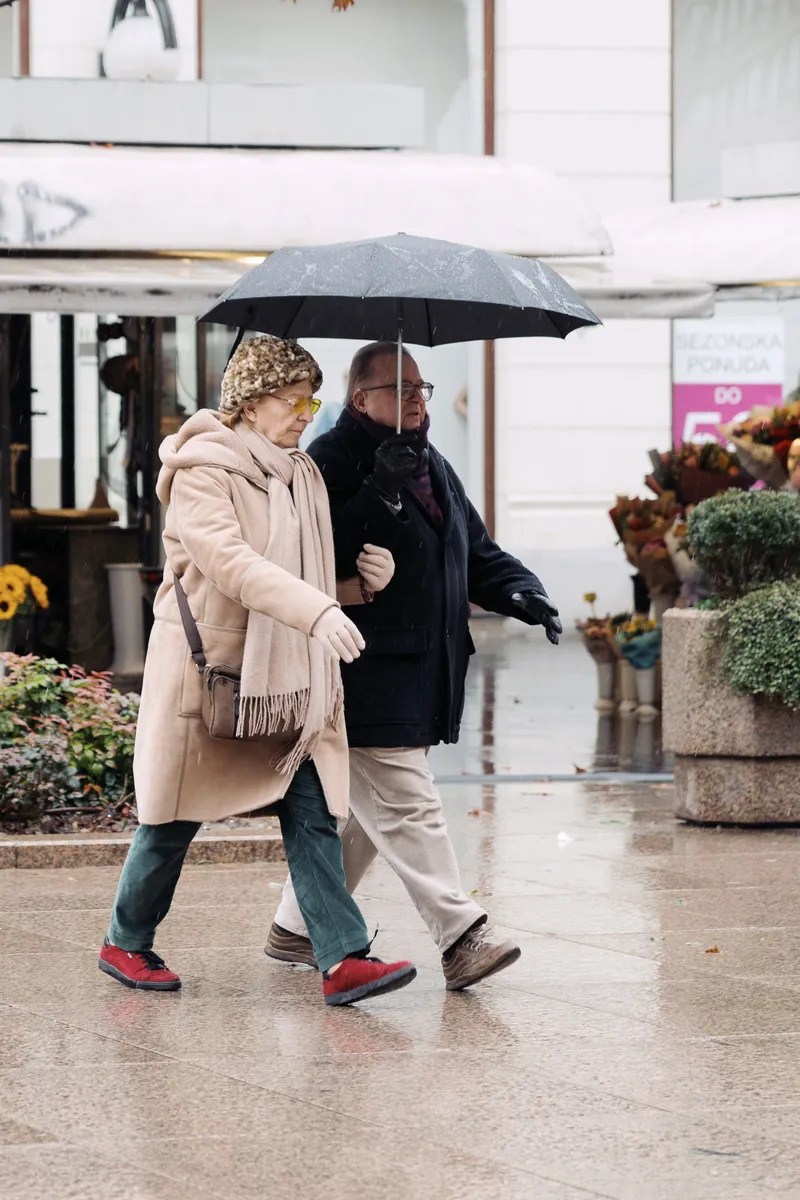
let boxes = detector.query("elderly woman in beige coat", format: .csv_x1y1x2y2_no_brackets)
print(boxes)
99,335,416,1007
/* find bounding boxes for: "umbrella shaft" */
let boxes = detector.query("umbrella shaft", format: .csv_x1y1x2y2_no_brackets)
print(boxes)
396,318,404,435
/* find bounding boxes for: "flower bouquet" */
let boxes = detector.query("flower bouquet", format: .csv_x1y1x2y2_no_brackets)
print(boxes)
0,565,49,656
576,595,628,712
609,493,682,567
616,616,663,718
721,401,800,490
663,515,694,584
647,443,751,506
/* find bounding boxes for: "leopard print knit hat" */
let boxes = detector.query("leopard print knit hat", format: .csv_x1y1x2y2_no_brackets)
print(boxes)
219,335,323,415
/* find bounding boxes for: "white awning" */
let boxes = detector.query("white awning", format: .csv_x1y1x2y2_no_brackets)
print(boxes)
603,195,800,287
0,254,716,319
547,258,715,319
0,144,611,258
0,256,245,316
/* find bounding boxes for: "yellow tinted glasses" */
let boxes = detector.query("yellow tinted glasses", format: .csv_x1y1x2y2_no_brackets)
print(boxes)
282,395,322,416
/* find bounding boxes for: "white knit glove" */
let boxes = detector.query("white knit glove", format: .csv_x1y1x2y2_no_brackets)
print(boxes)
310,607,366,663
356,544,395,594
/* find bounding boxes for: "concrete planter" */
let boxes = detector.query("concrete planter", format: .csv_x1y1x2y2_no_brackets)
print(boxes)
663,609,800,824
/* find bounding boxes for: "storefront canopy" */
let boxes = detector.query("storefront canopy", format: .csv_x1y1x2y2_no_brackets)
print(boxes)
604,195,800,288
0,144,611,258
0,254,716,320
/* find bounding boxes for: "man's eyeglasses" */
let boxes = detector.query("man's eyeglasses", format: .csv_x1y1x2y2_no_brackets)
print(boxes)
360,381,435,403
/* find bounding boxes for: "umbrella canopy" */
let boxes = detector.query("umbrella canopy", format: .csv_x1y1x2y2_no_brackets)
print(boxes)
201,233,601,346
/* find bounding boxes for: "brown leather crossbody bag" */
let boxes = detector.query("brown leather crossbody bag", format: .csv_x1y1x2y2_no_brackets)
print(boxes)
173,577,241,740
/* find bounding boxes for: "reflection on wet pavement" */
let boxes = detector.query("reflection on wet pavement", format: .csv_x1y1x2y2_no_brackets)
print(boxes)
430,622,673,780
3,752,800,1196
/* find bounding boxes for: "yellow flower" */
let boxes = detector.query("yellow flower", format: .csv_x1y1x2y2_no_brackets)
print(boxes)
0,595,19,621
3,565,30,585
29,575,49,610
0,574,26,603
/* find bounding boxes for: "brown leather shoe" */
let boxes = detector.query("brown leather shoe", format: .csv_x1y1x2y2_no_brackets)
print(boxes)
442,924,521,991
264,922,318,969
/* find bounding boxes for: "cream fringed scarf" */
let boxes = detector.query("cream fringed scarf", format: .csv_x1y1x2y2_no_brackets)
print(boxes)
233,422,343,774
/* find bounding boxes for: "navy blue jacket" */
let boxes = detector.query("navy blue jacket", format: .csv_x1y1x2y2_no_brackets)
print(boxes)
308,410,543,747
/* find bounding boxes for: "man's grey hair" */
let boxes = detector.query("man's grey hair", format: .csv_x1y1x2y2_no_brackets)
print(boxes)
345,342,413,405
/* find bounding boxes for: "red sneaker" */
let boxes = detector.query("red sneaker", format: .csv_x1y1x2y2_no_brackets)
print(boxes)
323,955,416,1006
99,938,181,991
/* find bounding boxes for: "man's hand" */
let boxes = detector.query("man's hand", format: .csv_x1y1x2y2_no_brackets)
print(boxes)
370,433,428,502
511,591,563,645
357,544,395,593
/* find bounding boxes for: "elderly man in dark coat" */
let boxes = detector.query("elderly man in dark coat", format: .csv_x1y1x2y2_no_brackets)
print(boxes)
268,342,561,990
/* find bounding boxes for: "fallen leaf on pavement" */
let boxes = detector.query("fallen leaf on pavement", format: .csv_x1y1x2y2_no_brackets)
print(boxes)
468,808,481,817
705,945,720,954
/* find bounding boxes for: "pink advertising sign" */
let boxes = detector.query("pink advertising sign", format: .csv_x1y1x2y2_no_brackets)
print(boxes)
672,318,785,447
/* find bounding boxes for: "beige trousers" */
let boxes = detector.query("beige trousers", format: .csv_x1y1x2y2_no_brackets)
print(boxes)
274,746,486,952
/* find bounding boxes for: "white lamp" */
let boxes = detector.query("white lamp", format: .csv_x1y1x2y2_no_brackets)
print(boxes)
102,0,181,82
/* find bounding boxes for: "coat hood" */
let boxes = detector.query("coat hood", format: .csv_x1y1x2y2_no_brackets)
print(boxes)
156,409,268,505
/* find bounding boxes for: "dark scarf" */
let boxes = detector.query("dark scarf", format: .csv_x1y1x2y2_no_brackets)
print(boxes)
347,405,443,530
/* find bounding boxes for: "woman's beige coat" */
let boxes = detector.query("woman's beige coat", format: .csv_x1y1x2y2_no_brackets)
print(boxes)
133,414,349,825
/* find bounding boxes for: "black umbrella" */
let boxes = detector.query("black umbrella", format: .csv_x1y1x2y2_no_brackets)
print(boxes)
201,233,601,431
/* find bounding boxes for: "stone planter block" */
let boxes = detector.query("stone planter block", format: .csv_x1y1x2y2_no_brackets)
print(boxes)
663,609,800,757
675,756,800,825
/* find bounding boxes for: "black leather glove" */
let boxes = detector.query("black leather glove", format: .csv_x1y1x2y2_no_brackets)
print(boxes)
512,590,563,645
370,433,428,503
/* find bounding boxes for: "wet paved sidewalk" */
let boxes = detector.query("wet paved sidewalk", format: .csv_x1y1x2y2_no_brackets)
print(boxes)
4,778,800,1198
3,625,800,1198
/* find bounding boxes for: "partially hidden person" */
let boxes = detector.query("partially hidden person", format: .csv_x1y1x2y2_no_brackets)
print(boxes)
269,341,562,991
99,335,416,1007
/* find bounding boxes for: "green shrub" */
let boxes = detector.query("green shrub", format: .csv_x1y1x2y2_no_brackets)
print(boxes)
717,581,800,710
0,725,84,824
688,490,800,599
0,655,139,824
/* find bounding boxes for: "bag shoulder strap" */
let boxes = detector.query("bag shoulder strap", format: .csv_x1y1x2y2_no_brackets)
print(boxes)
173,576,207,670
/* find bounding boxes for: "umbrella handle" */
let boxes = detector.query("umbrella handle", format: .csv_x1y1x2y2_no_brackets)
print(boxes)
396,312,404,435
226,326,246,367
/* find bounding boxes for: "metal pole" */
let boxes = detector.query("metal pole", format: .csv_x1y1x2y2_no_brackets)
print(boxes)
0,317,11,565
396,309,404,434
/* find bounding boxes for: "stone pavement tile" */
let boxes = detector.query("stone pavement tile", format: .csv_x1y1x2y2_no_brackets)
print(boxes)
0,918,77,953
502,976,800,1035
660,827,800,859
0,1003,161,1069
668,852,800,890
218,1047,665,1130
101,1128,605,1200
484,934,665,984
486,892,715,938
9,903,284,953
0,862,290,915
0,947,250,1011
281,988,653,1056
0,1145,219,1200
510,858,700,896
441,1110,800,1200
0,972,428,1062
0,1118,57,1147
520,1032,800,1116
713,1105,800,1145
669,886,800,929
0,1061,353,1147
556,928,800,980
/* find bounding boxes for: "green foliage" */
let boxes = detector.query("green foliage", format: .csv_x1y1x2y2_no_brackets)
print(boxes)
0,655,139,824
688,490,800,599
0,726,84,824
716,582,800,710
